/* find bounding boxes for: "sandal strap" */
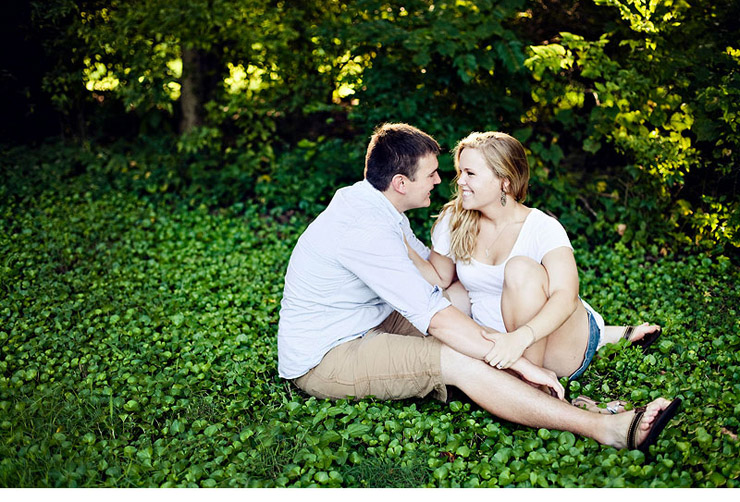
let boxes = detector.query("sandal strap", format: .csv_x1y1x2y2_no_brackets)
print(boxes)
606,402,623,414
622,326,635,341
573,395,628,415
627,406,647,449
572,395,592,407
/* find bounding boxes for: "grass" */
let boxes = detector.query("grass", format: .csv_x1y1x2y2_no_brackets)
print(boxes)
1,149,739,487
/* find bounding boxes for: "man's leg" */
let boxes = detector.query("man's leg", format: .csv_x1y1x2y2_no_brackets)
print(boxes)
293,313,677,450
293,312,447,402
439,343,674,449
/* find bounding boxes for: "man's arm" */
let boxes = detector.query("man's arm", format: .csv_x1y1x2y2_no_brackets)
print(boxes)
341,222,563,398
427,305,497,360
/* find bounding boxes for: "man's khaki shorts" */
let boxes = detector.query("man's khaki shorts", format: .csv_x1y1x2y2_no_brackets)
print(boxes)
293,311,447,402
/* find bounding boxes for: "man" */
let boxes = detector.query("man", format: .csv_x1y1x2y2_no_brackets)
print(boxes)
278,123,680,453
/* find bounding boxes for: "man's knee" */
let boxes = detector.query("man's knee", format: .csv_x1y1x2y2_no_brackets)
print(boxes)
439,343,484,386
503,256,547,292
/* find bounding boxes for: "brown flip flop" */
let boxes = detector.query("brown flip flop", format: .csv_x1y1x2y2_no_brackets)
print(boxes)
623,325,662,352
627,398,682,457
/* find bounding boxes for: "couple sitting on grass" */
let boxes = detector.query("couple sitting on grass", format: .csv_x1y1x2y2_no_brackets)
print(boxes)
277,123,680,455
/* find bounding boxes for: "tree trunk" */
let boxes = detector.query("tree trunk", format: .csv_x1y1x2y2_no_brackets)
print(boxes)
180,47,202,134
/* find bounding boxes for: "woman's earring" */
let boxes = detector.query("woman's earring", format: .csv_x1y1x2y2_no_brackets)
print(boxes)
500,190,507,206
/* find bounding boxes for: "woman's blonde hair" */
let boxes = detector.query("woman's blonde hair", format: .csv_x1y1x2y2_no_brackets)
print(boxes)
434,131,530,262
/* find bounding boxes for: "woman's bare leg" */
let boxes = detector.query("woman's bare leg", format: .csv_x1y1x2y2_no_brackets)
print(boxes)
499,257,549,367
500,256,590,378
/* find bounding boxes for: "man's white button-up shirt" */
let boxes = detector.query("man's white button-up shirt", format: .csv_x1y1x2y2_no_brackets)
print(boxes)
277,180,451,379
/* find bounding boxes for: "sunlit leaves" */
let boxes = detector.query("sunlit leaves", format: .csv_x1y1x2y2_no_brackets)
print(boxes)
521,3,740,251
593,0,689,34
333,0,531,142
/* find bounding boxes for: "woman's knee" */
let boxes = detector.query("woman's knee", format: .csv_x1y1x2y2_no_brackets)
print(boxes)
503,256,548,292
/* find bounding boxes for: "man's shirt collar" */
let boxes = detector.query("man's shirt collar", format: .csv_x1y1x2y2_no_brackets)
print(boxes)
358,179,403,226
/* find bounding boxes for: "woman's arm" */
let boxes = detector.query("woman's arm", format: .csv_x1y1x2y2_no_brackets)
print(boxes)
404,237,456,289
482,247,581,368
429,250,456,288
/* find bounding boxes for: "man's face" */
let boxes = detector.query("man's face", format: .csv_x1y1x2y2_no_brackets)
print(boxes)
403,154,441,210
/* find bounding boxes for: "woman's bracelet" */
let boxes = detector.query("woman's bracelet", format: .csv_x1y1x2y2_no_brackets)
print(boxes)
522,324,536,345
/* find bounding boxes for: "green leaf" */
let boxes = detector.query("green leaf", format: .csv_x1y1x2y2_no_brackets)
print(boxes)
346,423,371,438
123,399,140,412
320,430,342,445
170,313,185,327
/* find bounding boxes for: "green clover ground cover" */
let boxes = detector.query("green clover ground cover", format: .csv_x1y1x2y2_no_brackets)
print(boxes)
1,162,739,488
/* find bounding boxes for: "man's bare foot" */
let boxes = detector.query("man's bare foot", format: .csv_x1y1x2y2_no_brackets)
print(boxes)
605,397,680,451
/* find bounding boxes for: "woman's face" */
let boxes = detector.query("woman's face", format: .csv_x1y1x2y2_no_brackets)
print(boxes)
456,148,504,211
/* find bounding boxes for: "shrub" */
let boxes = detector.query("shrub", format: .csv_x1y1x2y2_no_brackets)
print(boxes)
523,0,740,256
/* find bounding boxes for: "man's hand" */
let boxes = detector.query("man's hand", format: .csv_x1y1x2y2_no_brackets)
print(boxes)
482,327,534,370
508,358,565,400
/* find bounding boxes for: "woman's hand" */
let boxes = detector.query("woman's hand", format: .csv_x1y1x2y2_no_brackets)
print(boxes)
481,327,535,370
508,358,565,400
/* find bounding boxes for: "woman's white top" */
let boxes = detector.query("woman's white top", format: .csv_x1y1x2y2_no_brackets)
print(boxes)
431,208,604,335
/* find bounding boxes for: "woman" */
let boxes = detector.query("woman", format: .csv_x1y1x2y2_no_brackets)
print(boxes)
408,131,661,391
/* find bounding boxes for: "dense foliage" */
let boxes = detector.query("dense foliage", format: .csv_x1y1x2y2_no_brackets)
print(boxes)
5,0,739,257
1,144,739,487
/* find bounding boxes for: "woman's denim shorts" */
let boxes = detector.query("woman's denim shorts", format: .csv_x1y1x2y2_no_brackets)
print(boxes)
568,310,601,381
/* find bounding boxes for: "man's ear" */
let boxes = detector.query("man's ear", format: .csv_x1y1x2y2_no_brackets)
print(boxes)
390,174,407,195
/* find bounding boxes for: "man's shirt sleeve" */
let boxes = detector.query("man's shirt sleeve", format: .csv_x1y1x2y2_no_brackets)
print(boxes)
400,214,431,260
336,222,450,334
